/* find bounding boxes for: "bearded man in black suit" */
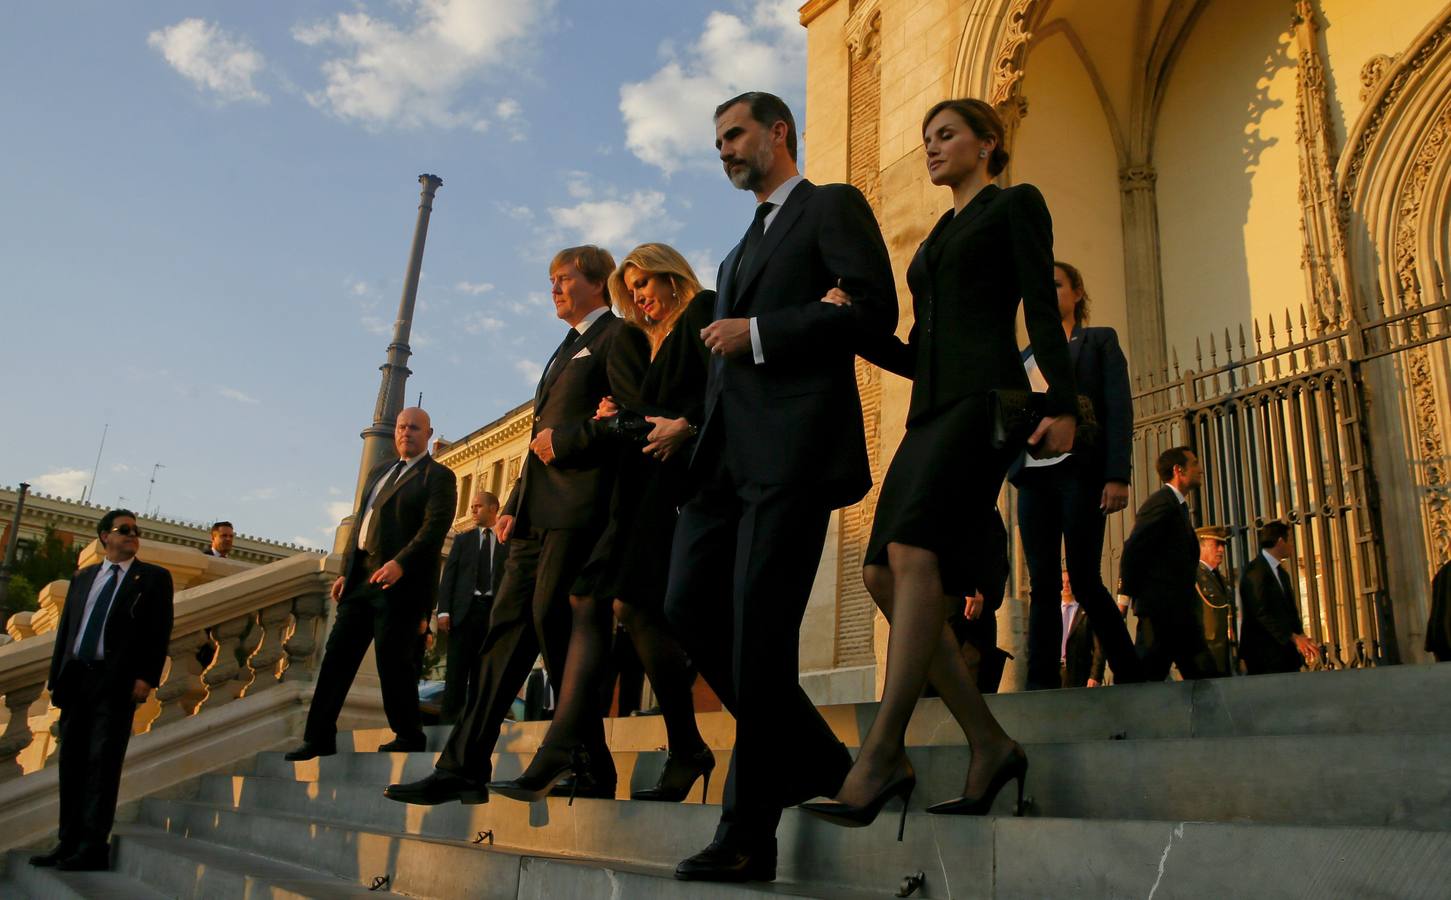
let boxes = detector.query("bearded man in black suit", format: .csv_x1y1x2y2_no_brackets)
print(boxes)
30,508,173,872
286,406,457,760
1120,446,1222,681
665,91,897,883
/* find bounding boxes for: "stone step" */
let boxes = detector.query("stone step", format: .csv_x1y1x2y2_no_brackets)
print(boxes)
0,848,169,900
135,798,862,899
247,726,1451,830
110,824,404,899
138,794,1451,899
339,664,1451,756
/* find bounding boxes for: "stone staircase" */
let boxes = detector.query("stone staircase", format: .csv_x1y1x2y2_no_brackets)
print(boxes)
5,663,1451,898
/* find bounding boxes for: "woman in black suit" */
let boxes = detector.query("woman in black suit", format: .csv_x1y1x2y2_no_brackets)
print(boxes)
802,99,1076,836
1012,261,1143,690
491,244,715,803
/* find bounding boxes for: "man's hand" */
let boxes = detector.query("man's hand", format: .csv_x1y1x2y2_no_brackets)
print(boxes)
701,318,751,358
330,575,346,602
1027,414,1076,458
1101,480,1130,514
530,428,556,465
595,396,619,420
643,416,693,461
495,514,515,543
1293,633,1319,662
132,679,152,703
369,559,404,589
436,613,451,634
1086,678,1100,688
964,590,985,621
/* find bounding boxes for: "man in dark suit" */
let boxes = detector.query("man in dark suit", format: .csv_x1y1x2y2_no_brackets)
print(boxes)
1120,446,1222,681
386,245,637,805
1195,525,1237,677
664,92,896,883
1060,571,1106,688
285,406,456,760
435,490,508,723
204,521,234,558
1239,521,1318,675
30,509,173,872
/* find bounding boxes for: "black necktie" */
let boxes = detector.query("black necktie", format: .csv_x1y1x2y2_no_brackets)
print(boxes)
1277,565,1294,600
546,328,580,380
378,459,406,497
476,529,493,595
720,202,775,319
77,564,122,661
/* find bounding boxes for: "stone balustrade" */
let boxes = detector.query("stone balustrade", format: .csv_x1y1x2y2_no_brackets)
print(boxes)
0,550,338,782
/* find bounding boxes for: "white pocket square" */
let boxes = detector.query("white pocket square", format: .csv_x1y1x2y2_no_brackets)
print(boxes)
571,347,592,360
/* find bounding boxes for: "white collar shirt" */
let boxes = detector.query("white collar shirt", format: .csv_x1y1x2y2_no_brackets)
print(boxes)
573,305,609,337
358,453,428,550
73,556,135,659
747,175,807,365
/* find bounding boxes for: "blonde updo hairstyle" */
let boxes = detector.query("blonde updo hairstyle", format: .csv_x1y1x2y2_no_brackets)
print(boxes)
608,243,703,353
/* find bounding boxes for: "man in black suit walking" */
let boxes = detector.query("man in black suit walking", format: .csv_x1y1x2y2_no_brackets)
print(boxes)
665,92,897,883
1120,446,1222,681
1239,521,1318,675
1060,572,1106,688
30,509,173,872
386,245,638,805
285,406,456,760
435,490,508,723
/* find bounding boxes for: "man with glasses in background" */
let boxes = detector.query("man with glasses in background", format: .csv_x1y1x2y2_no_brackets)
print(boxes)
30,509,174,871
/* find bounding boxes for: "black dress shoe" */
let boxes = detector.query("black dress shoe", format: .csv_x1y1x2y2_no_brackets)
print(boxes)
377,735,426,753
631,746,715,803
56,846,110,872
283,741,336,762
674,840,776,882
383,770,489,805
28,844,76,867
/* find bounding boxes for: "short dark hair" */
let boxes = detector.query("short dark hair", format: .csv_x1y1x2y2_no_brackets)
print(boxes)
1055,261,1090,327
550,245,617,290
715,91,798,162
922,98,1011,177
210,521,233,534
1258,520,1292,549
98,508,137,537
1155,446,1195,482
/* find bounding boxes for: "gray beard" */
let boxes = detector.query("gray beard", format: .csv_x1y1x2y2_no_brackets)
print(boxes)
728,141,775,191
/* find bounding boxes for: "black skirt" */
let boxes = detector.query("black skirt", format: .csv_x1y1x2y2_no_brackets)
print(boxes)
865,394,1017,597
571,449,688,609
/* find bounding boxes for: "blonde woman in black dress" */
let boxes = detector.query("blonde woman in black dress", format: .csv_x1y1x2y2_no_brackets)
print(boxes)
803,99,1078,836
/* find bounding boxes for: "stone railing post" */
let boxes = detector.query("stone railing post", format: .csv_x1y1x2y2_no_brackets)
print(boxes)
0,683,44,781
203,614,256,706
152,631,213,729
245,599,294,693
282,593,328,682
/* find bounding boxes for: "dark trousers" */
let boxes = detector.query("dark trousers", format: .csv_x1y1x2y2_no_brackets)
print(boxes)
56,662,138,851
435,526,610,781
304,577,424,745
440,599,492,724
1242,644,1303,676
665,478,851,850
1017,461,1142,689
1135,602,1223,681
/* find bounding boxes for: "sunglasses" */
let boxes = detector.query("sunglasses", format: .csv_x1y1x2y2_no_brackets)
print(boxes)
109,525,141,537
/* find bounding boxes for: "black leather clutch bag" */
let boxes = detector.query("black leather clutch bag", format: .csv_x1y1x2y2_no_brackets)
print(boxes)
988,390,1099,452
602,411,653,445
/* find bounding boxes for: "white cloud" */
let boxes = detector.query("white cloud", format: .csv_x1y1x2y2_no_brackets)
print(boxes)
497,202,534,222
619,1,806,174
293,0,549,130
218,386,260,405
687,249,719,290
243,486,278,501
32,468,90,499
347,278,373,296
110,463,131,473
148,18,268,104
455,280,495,295
361,315,392,336
461,312,505,333
326,500,353,522
515,358,543,383
495,97,521,120
547,188,677,251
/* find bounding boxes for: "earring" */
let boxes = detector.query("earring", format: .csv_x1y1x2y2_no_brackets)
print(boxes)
979,149,989,158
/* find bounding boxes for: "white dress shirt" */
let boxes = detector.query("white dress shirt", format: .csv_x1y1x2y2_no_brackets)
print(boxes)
1060,599,1080,663
747,174,806,365
357,453,428,550
72,557,134,659
572,304,609,337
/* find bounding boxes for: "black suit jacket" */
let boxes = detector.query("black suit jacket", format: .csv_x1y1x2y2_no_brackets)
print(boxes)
697,179,896,509
48,559,174,706
1010,325,1132,485
1119,486,1198,618
1428,560,1451,661
1238,554,1305,672
862,184,1076,424
436,527,509,625
503,310,644,531
1062,605,1106,686
341,454,457,620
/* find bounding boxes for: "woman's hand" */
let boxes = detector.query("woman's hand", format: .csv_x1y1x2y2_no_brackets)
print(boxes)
964,590,985,621
1100,480,1129,514
643,416,693,461
821,285,853,307
1027,414,1076,458
595,395,619,420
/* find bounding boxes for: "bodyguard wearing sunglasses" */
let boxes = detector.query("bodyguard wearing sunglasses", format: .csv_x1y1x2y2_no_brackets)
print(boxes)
31,509,174,872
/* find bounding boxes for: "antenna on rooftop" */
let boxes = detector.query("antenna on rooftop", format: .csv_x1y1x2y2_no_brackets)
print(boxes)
144,463,166,516
82,423,109,504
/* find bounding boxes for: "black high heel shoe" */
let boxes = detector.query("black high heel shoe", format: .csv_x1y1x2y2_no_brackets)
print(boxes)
799,765,917,842
488,744,590,805
631,746,716,803
926,747,1028,816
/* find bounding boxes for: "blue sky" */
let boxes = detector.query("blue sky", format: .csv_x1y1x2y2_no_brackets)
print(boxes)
2,1,807,548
